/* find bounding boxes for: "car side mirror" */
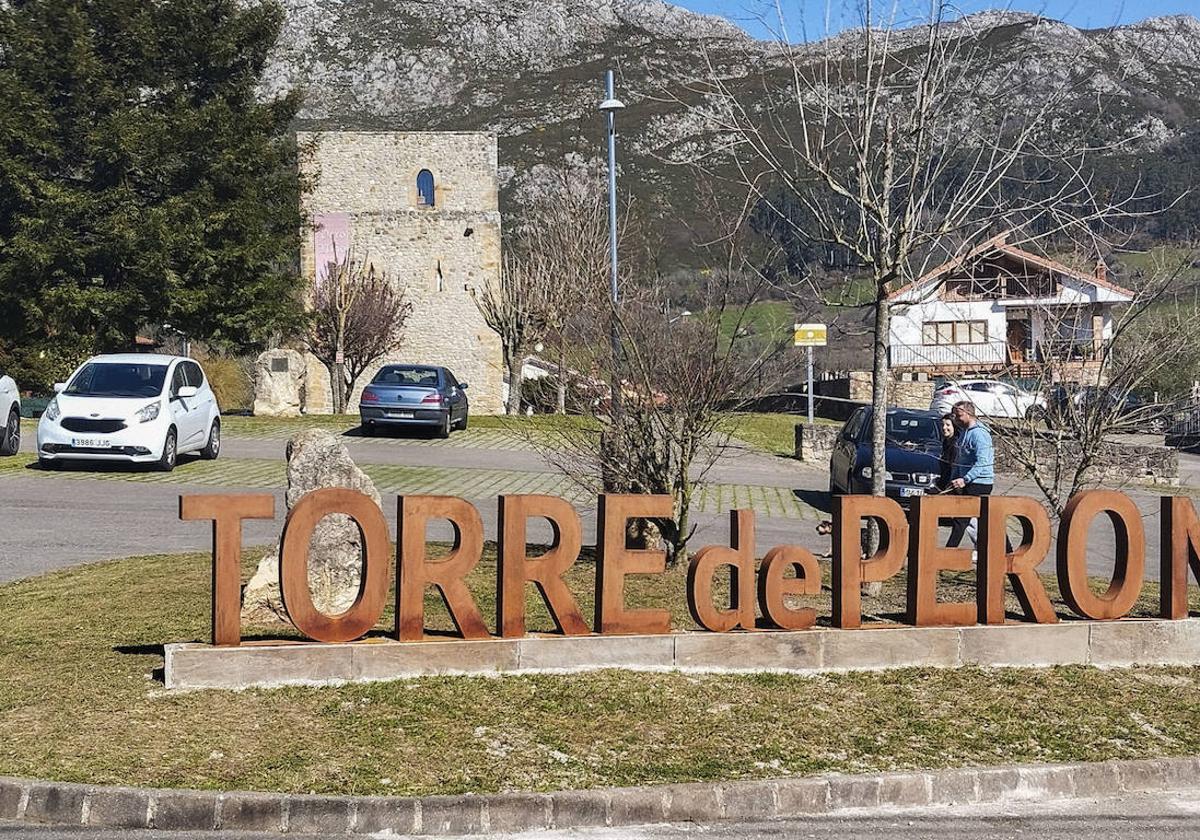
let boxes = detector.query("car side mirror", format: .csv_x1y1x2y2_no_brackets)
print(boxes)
177,386,198,399
53,382,65,393
459,382,469,390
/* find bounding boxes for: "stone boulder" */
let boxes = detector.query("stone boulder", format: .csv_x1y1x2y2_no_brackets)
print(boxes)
252,348,306,417
241,430,383,625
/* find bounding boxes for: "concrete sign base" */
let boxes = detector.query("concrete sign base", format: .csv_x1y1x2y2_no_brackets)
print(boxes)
164,617,1200,691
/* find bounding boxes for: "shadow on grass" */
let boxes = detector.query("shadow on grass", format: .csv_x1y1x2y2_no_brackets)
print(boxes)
115,643,166,684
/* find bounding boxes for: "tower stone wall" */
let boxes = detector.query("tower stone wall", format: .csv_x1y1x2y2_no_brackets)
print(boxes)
298,130,504,414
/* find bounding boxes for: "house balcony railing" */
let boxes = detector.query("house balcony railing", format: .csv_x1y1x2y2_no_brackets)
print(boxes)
890,341,1007,368
891,339,1108,370
1034,339,1105,363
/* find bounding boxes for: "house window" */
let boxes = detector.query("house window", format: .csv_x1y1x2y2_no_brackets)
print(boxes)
417,169,435,207
922,320,988,345
1056,316,1092,341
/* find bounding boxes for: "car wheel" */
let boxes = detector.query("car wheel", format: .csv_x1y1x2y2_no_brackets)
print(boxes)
38,456,59,470
157,427,177,472
458,411,469,431
200,419,220,460
828,474,839,497
0,408,18,456
362,421,375,437
1025,405,1047,424
437,412,451,439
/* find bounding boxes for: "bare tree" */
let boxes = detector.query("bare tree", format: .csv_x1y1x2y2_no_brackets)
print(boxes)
990,247,1200,514
495,171,611,414
474,253,552,415
682,0,1141,518
531,206,796,563
308,248,411,413
534,176,610,414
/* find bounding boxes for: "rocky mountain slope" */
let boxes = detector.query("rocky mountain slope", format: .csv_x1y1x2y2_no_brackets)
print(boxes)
263,2,1200,246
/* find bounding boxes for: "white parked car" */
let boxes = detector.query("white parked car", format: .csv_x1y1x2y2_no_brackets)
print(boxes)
0,369,19,456
930,378,1046,421
37,354,220,471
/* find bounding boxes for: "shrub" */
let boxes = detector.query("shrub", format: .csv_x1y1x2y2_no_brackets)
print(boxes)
200,354,254,412
0,339,93,395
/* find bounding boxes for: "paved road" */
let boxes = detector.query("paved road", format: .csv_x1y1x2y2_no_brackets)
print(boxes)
4,788,1200,838
0,426,1188,583
0,471,836,584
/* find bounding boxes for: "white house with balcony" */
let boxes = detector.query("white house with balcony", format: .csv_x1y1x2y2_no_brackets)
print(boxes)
887,234,1134,381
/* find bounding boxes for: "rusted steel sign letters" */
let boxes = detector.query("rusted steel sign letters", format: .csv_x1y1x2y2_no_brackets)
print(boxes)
179,489,1200,647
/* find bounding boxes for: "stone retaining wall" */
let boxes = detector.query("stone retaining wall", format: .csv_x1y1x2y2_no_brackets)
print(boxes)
993,434,1179,485
793,423,842,463
165,618,1200,691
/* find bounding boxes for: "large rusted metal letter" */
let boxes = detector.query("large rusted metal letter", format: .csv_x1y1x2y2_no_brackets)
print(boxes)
906,495,978,626
279,487,391,643
832,495,908,629
397,495,490,641
687,509,756,632
977,496,1055,624
496,494,589,638
1160,496,1200,619
1057,489,1145,620
595,494,673,635
757,545,820,631
179,493,275,647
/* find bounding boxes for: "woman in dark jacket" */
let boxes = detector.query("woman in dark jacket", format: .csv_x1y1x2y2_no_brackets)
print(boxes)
936,413,957,491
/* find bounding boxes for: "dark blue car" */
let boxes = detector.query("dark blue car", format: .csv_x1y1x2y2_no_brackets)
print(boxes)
359,365,469,438
828,407,944,501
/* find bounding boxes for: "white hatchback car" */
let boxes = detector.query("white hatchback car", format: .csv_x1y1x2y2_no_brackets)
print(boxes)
37,354,220,471
930,378,1046,421
0,369,19,456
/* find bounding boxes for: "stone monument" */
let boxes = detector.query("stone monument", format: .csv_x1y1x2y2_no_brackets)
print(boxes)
241,429,383,625
252,348,306,417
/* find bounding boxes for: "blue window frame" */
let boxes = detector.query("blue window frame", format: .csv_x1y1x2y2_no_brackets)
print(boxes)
417,169,435,207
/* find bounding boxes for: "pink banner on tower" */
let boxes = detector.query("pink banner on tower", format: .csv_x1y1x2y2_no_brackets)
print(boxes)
313,213,350,287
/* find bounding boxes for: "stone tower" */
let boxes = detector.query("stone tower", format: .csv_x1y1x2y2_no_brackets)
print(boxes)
298,130,504,414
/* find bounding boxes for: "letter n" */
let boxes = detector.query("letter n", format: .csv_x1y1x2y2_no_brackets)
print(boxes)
1162,496,1200,619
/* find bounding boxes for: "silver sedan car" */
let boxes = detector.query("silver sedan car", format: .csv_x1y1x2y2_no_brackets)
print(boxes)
358,365,469,438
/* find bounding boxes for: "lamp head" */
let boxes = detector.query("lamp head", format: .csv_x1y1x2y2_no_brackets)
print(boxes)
598,97,626,113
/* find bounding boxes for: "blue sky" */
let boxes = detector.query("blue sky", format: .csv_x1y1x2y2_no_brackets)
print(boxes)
674,0,1200,40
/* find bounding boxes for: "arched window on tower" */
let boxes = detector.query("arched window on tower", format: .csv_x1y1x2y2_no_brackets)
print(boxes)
417,169,436,207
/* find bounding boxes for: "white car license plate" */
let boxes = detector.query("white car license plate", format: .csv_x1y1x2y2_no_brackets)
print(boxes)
387,411,414,419
899,486,923,497
71,437,106,448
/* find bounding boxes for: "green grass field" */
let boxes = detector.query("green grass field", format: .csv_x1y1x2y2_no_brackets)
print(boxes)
0,548,1198,796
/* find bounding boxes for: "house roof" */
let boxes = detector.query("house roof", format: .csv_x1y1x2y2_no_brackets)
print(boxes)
886,233,1136,302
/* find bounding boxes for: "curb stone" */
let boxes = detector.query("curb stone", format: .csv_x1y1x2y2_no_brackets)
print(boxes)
1,756,1198,834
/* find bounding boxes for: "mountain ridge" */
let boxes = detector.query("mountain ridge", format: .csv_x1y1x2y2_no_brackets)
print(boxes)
268,3,1200,246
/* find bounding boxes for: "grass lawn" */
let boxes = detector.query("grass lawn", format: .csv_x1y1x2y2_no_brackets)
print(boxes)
1,548,1199,797
133,411,807,458
722,412,837,457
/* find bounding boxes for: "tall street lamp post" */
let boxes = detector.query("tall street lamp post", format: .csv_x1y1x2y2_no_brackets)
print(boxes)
598,70,625,401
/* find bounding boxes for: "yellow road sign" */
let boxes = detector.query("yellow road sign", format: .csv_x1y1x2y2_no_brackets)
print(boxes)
793,323,827,347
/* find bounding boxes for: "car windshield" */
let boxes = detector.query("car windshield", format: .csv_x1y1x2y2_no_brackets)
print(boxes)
373,367,440,387
882,414,941,448
64,363,168,398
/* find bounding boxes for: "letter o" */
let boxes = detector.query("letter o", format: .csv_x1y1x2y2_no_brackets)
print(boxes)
280,487,391,643
1057,490,1144,620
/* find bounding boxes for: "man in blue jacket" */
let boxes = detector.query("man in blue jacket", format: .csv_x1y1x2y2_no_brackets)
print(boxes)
946,400,997,549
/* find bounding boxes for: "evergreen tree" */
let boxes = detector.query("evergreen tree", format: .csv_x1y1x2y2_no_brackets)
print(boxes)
0,0,306,387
